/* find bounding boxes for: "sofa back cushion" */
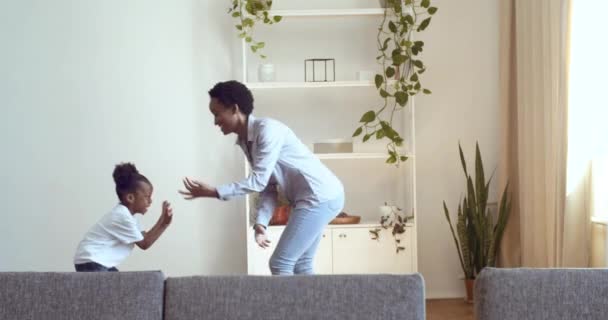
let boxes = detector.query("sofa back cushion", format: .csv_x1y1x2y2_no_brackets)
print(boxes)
0,271,164,320
475,268,608,320
164,274,425,320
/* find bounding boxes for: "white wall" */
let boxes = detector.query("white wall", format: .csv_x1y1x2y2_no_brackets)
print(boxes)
0,0,246,276
416,0,500,298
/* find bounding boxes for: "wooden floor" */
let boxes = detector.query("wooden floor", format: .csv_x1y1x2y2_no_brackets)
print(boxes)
426,299,474,320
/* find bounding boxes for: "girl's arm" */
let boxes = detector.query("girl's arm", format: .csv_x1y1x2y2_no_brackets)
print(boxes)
136,201,173,250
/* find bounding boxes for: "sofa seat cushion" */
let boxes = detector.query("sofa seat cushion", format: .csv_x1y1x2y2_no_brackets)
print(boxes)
164,274,425,320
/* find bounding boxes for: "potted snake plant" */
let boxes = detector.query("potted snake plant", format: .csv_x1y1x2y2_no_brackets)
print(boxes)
443,142,511,303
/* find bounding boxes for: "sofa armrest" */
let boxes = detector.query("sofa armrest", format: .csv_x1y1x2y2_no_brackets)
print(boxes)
475,267,608,320
0,271,164,320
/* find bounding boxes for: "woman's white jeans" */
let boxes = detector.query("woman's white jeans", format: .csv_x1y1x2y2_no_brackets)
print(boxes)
269,195,344,275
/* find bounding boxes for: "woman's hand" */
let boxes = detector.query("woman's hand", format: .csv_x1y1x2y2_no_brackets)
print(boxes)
159,201,173,227
254,224,271,249
179,177,218,199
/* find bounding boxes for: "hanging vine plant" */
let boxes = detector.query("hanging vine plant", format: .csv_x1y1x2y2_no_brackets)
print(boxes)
228,0,282,59
369,203,415,253
352,0,438,165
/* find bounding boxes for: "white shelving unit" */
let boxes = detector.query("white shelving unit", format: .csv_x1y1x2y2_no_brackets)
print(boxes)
268,8,384,17
240,5,418,275
315,153,388,160
246,80,375,89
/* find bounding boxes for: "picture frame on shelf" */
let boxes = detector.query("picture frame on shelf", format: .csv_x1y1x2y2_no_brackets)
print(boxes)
304,58,335,82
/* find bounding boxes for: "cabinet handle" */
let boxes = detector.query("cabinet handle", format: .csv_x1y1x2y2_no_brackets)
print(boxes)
339,233,347,238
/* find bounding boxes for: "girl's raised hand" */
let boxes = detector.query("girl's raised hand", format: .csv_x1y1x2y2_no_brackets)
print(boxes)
160,201,173,226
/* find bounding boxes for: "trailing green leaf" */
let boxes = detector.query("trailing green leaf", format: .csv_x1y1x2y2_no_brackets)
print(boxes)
360,111,376,123
405,14,414,25
417,18,431,31
388,21,398,33
395,91,408,106
375,74,384,88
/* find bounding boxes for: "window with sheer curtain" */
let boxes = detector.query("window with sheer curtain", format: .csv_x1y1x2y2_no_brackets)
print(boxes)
591,158,608,222
567,1,608,222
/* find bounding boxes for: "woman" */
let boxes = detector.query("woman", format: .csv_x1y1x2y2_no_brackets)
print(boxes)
180,80,344,275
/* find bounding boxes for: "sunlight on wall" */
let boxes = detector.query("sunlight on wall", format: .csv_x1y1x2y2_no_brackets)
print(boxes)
566,1,608,197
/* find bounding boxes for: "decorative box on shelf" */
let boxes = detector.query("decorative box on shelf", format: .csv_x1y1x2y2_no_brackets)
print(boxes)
313,139,353,154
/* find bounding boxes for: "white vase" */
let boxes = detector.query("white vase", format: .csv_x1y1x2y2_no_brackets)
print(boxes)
258,63,275,82
380,0,408,8
379,205,396,224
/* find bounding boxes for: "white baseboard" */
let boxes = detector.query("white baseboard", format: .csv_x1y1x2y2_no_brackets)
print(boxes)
426,290,465,300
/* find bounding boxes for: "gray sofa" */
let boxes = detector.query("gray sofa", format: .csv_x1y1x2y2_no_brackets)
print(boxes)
0,272,425,320
475,267,608,320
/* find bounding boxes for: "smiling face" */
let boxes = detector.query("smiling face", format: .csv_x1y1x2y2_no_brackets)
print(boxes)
127,181,153,215
209,97,239,135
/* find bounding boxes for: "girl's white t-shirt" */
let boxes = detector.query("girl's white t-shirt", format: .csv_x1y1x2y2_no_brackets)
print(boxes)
74,204,144,268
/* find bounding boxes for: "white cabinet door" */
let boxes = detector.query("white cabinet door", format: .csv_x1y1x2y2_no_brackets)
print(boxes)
314,229,333,274
332,227,413,274
247,227,333,275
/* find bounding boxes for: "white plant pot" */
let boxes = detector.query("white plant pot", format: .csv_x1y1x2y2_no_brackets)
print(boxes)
379,205,398,224
258,63,276,82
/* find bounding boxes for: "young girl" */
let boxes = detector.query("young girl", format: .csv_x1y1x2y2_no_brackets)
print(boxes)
74,163,173,272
